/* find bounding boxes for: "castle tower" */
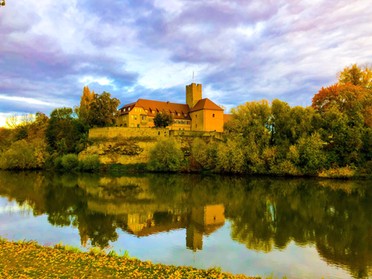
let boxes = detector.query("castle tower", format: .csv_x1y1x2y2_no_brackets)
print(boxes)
186,83,202,108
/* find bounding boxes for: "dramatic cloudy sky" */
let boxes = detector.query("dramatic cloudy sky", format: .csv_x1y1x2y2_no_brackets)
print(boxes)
1,0,372,126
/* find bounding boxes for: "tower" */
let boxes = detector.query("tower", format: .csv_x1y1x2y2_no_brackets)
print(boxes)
186,83,202,108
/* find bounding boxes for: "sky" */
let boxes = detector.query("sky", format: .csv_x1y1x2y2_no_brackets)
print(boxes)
1,0,372,127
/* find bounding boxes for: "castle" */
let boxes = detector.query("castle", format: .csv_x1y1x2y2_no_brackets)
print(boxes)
117,83,230,132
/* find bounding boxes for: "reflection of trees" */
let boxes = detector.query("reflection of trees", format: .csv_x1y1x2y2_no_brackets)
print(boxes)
0,171,48,215
0,171,371,277
227,178,372,278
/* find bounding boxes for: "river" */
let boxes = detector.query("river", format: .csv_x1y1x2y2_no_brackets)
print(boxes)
0,171,371,278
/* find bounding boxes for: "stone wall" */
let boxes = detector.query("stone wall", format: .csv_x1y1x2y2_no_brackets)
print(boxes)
84,127,223,165
89,127,170,139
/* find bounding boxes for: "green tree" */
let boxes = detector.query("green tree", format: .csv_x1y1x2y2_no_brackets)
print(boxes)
148,139,183,172
216,139,245,173
295,133,327,174
191,138,217,170
80,91,120,127
0,139,47,170
46,107,87,155
153,112,174,128
312,83,372,166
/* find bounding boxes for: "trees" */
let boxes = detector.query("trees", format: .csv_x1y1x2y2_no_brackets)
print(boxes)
77,88,120,128
312,67,372,167
77,86,95,126
338,64,372,89
153,112,173,128
46,107,87,155
86,92,120,127
191,138,217,170
148,139,183,172
0,139,47,170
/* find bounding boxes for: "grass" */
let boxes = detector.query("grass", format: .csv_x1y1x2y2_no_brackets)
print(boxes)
0,238,257,278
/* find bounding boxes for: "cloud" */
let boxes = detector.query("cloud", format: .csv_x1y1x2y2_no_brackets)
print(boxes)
1,0,372,126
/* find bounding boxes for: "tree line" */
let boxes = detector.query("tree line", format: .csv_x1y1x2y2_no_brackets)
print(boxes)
149,64,372,177
0,64,371,177
0,87,119,171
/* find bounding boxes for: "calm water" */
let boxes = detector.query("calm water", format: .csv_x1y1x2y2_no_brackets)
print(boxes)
0,171,371,279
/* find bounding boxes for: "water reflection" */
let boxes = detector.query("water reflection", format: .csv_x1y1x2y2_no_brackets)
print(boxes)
0,171,371,278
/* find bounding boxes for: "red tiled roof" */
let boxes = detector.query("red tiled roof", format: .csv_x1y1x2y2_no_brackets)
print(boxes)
119,99,191,119
190,98,223,112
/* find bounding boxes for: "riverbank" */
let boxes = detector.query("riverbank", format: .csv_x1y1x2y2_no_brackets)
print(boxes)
0,238,255,278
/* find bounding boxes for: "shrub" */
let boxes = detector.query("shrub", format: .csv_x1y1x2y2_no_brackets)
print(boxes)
147,139,183,172
191,138,217,170
215,139,245,173
61,154,79,171
52,156,63,171
79,154,100,172
0,139,47,170
318,166,356,178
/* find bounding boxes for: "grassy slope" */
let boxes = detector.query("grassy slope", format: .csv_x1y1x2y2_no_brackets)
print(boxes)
0,239,255,278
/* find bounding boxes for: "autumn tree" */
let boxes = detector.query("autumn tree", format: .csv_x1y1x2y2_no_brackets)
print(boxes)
312,81,372,166
77,89,120,128
77,86,95,125
338,64,372,89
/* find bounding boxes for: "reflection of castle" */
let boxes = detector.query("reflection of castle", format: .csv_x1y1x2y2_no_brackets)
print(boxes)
86,200,225,251
187,205,225,251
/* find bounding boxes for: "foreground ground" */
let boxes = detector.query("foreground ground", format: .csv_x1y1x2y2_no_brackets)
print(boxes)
0,239,255,278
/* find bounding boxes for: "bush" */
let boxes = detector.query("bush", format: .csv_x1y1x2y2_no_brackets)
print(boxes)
191,138,217,170
147,139,183,172
215,139,245,173
79,154,100,172
53,156,63,171
61,154,79,171
318,166,356,178
0,140,47,170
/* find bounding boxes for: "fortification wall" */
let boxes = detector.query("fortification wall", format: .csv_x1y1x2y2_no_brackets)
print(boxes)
84,127,223,166
89,127,169,139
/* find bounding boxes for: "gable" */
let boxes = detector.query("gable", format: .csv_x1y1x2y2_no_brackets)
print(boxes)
190,98,224,112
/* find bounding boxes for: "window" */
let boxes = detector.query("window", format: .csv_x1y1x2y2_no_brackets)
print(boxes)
212,113,215,117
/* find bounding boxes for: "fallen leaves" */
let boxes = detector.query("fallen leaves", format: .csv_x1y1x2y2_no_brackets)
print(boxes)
0,238,255,279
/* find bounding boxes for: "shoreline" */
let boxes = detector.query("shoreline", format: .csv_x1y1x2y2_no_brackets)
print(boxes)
0,238,256,278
